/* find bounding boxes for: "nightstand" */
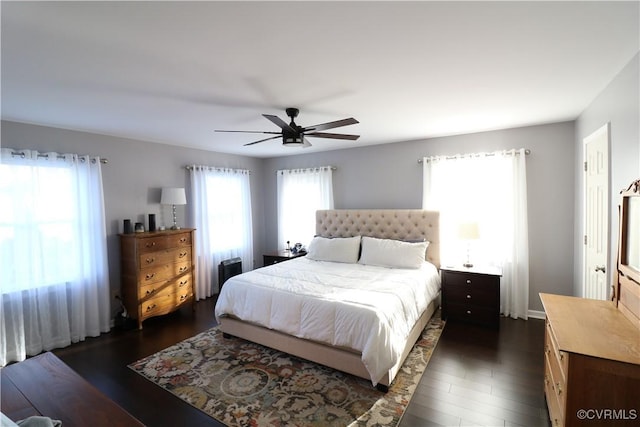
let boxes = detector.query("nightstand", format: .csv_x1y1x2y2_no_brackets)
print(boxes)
441,265,502,329
263,250,306,266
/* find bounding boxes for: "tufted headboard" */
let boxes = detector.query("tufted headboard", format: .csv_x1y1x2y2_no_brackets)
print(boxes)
315,209,440,268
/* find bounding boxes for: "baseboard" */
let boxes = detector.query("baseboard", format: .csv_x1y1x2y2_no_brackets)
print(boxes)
528,309,546,320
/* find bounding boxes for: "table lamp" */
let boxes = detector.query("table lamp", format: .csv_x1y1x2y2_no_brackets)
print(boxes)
458,222,479,268
161,187,186,229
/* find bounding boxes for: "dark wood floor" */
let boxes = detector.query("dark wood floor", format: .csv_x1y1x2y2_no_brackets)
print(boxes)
53,298,550,427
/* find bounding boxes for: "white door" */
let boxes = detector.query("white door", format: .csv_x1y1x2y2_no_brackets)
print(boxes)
584,124,609,300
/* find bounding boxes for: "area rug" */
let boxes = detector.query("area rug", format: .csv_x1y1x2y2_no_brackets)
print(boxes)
129,311,445,427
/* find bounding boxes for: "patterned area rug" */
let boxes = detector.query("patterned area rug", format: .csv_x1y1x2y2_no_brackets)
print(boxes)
129,311,445,427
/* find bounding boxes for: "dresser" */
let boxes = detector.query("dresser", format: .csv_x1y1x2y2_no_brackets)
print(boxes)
540,293,640,427
441,266,501,329
120,228,196,329
263,250,306,266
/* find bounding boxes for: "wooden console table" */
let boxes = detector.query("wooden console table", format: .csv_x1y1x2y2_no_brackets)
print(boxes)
1,352,144,427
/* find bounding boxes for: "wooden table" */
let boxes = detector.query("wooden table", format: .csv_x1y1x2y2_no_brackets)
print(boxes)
1,352,145,426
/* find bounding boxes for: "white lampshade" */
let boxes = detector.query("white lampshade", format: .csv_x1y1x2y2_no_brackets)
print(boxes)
161,188,186,205
458,222,479,240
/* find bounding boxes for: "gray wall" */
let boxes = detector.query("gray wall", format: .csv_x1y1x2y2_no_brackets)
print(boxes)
0,117,583,315
1,121,266,302
574,53,640,297
264,121,576,313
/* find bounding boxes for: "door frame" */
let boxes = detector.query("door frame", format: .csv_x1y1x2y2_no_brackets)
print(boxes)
582,123,611,299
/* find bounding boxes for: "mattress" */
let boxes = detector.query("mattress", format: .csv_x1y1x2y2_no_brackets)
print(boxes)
214,257,441,385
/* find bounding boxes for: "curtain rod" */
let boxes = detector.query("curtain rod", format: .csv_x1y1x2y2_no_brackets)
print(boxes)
417,148,530,163
185,165,251,174
276,166,336,174
10,150,108,164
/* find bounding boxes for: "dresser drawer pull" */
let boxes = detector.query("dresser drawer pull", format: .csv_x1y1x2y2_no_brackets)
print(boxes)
145,242,156,248
179,279,189,287
179,266,189,273
145,288,156,295
466,310,472,314
556,383,562,396
559,352,564,361
544,375,549,386
466,279,472,284
466,294,472,299
145,273,155,280
545,345,550,355
179,237,187,243
179,294,189,301
145,257,155,264
179,252,188,258
146,304,157,312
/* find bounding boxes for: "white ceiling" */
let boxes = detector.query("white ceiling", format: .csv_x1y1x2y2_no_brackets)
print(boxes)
2,1,638,158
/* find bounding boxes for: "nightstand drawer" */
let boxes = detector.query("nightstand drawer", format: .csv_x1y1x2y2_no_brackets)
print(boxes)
447,302,497,326
443,271,496,288
445,283,497,306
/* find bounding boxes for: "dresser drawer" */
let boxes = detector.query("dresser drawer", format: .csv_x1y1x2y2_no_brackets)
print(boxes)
140,289,193,317
544,356,565,427
545,335,567,412
137,260,191,286
139,247,191,269
138,273,193,300
136,236,170,253
545,319,568,379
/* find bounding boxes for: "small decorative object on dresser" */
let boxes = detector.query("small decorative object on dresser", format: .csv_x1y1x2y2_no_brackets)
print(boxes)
441,265,502,329
263,249,307,266
120,228,196,329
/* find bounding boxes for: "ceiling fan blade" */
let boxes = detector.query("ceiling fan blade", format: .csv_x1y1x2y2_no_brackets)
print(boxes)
302,117,358,132
263,114,296,132
243,135,282,146
215,130,281,135
305,132,360,140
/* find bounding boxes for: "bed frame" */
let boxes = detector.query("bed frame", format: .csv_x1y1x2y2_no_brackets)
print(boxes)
220,209,440,390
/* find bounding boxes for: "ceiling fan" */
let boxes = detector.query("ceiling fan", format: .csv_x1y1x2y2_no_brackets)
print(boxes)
215,107,360,147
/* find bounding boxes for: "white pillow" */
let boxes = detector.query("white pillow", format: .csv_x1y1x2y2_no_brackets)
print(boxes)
358,236,429,269
306,235,361,263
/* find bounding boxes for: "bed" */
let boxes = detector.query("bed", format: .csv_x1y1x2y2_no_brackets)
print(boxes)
215,209,440,390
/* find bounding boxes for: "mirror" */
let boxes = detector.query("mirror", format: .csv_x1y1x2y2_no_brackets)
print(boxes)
625,196,640,271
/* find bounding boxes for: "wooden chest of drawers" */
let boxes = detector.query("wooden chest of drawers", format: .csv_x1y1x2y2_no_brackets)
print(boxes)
120,229,196,329
540,293,640,427
441,266,501,329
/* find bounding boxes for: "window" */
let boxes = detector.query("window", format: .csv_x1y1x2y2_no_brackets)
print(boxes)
422,149,529,319
189,166,253,297
1,149,110,366
277,167,334,249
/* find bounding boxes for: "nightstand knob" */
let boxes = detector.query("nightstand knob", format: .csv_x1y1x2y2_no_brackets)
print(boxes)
466,279,472,284
466,294,472,299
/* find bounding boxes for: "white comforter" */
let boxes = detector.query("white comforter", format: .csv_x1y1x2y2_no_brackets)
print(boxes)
214,257,441,385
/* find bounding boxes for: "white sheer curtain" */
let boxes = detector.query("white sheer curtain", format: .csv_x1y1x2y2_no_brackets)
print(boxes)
0,149,110,366
189,166,253,297
423,149,530,319
277,167,334,250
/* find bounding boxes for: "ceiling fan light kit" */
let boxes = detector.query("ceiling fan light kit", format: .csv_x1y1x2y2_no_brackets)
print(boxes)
216,107,360,148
